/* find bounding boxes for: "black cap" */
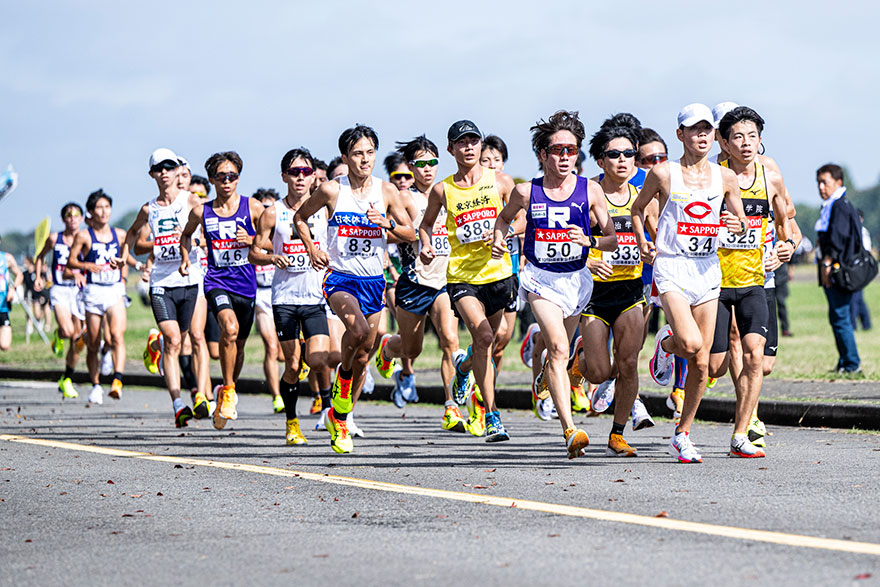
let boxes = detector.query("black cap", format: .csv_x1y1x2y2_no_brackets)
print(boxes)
447,120,482,142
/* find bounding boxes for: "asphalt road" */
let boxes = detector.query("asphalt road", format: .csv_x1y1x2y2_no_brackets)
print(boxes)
2,381,879,587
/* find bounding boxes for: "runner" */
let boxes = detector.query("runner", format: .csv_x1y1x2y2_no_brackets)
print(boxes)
630,103,746,463
494,110,615,457
0,238,24,352
293,125,415,453
116,148,204,427
250,147,332,445
65,189,128,405
180,151,262,430
419,120,520,442
375,135,464,430
252,188,286,414
34,203,86,397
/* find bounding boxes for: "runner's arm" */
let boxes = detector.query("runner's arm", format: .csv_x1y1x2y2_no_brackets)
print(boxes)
492,181,528,259
64,230,93,276
33,233,56,291
294,180,335,269
117,204,149,268
249,204,285,267
371,182,416,243
418,183,445,264
631,164,664,253
179,204,203,276
5,254,24,299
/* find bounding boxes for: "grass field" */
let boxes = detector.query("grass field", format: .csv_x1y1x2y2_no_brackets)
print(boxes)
1,265,877,380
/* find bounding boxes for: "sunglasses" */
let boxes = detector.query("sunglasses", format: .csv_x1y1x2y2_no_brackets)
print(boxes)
604,149,638,159
64,211,82,218
150,160,180,173
639,153,668,164
390,172,414,180
285,166,314,177
546,144,578,157
409,158,439,168
212,172,239,183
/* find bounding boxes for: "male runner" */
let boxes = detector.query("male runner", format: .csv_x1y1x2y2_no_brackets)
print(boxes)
294,125,415,454
375,135,464,430
494,110,615,458
180,151,262,430
65,189,128,405
34,203,86,397
631,103,746,463
419,120,519,442
250,147,332,445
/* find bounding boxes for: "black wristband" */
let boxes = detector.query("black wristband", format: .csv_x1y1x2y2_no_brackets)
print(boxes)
785,238,795,247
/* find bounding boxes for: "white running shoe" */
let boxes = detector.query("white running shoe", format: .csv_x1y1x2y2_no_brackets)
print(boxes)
730,434,766,458
631,398,655,430
362,369,375,395
669,428,702,463
347,413,364,438
548,399,558,419
534,396,555,421
650,325,674,386
87,384,104,405
315,407,329,431
520,323,540,368
591,378,616,413
100,344,114,377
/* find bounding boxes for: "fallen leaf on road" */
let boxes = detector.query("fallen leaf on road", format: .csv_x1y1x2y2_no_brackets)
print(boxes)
351,512,359,519
273,502,280,506
485,468,496,472
314,554,329,558
130,494,142,498
121,514,133,518
545,482,555,485
156,492,163,497
472,485,488,489
173,464,183,469
855,573,872,580
24,539,32,543
569,483,576,487
548,534,560,538
655,511,669,518
107,480,115,484
100,493,110,497
284,486,296,490
608,498,617,502
613,479,625,483
59,492,67,495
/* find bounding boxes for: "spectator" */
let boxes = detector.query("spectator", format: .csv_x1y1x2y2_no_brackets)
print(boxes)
849,209,872,330
814,164,863,374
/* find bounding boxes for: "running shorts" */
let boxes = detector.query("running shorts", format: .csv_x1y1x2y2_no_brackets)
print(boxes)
582,278,645,326
518,263,593,318
653,254,721,307
764,287,778,357
205,309,220,344
205,288,255,341
150,284,197,331
273,303,329,341
50,285,85,321
710,285,768,354
322,270,386,316
448,274,517,319
255,286,272,315
0,312,9,327
82,282,125,317
395,274,445,316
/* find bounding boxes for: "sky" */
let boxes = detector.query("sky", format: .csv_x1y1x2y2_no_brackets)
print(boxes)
2,0,879,235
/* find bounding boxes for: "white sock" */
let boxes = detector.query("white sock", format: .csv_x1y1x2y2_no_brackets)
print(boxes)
172,397,184,413
445,400,456,408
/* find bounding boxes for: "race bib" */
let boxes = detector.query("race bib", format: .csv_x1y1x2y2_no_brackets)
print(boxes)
255,262,275,287
506,235,520,256
92,264,120,284
198,248,208,271
454,207,496,245
718,216,762,250
152,233,181,263
211,239,249,267
282,241,315,273
337,224,383,257
603,232,640,266
676,222,719,257
533,228,582,264
431,226,451,256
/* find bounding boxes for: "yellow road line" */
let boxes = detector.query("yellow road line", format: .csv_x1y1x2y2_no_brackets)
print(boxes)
3,433,879,557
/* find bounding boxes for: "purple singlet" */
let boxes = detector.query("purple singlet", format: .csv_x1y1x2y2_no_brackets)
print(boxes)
523,176,590,273
202,196,257,298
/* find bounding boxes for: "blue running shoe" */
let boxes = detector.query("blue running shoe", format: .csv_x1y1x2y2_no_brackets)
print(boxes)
451,347,474,405
400,372,418,403
392,368,407,409
484,410,510,443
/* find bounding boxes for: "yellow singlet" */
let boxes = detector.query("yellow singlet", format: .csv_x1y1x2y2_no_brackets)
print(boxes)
588,184,643,282
718,160,769,288
443,168,512,284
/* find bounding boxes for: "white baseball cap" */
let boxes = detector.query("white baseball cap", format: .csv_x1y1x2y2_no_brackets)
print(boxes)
712,102,739,127
149,147,181,169
677,103,714,128
178,156,191,171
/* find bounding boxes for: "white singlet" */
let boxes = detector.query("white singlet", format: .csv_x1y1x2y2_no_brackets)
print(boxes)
148,193,197,288
272,198,327,305
326,176,387,277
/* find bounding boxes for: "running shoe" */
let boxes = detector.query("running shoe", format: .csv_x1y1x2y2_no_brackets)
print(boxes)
212,384,228,430
109,378,123,400
272,394,285,414
451,347,474,405
564,427,589,460
484,411,509,442
748,415,767,447
75,333,86,352
649,324,674,386
391,368,407,409
100,344,114,377
520,323,540,368
534,360,550,400
192,392,209,419
325,408,353,454
51,329,64,358
571,384,590,413
465,389,486,437
217,384,238,420
374,334,396,379
362,369,375,395
666,387,685,417
399,372,418,403
706,376,718,389
286,418,308,445
347,413,364,438
143,328,161,375
591,378,616,413
58,377,78,399
607,433,637,457
730,434,765,458
315,407,329,431
631,398,655,430
531,385,554,421
175,405,194,428
310,396,322,415
331,371,353,413
567,336,585,390
298,360,310,381
441,404,467,433
669,428,702,463
87,384,104,405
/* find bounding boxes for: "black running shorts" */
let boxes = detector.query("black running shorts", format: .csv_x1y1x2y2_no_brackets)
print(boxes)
150,284,198,331
711,285,768,354
447,274,517,319
273,303,329,341
205,288,255,341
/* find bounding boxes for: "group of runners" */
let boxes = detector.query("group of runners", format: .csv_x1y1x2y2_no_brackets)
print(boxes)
12,100,801,463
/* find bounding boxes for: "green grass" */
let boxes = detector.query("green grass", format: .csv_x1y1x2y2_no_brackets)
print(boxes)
1,264,877,381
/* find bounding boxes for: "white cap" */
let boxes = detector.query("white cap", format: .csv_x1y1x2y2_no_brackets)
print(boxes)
712,102,739,127
149,147,181,169
178,156,191,171
677,103,714,128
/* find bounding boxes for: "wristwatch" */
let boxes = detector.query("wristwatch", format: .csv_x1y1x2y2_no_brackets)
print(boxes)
588,235,598,249
386,219,397,232
785,238,795,248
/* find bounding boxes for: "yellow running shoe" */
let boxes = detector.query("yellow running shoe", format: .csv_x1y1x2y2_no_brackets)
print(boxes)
109,378,123,400
534,360,550,400
211,384,227,430
568,337,585,389
75,334,86,352
58,377,78,399
706,376,718,389
324,408,353,453
272,394,285,414
143,329,161,375
192,392,209,419
299,359,310,381
571,384,590,412
374,334,396,379
331,371,353,413
441,404,467,433
465,390,486,437
310,395,322,414
564,427,589,459
666,387,685,416
286,418,308,445
218,384,238,420
606,433,637,457
51,329,64,358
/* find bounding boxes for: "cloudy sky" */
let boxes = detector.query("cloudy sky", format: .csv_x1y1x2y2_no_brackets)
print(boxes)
2,0,878,234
